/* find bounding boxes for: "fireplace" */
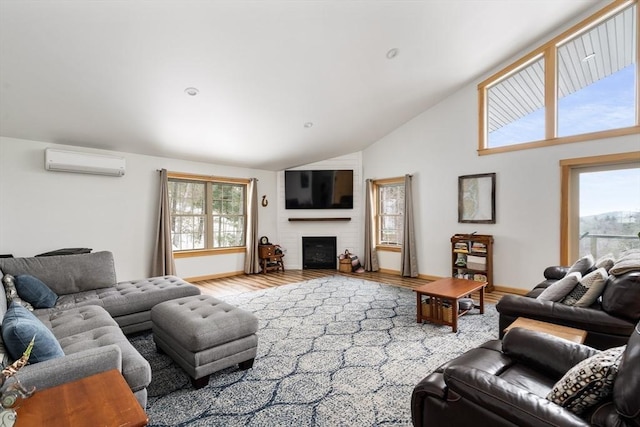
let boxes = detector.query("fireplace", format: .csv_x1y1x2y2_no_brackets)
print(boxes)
302,236,337,269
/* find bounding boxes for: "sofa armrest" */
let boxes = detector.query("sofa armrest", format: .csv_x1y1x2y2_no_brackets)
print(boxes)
544,266,569,280
502,328,598,379
444,366,589,427
496,295,633,336
8,344,122,391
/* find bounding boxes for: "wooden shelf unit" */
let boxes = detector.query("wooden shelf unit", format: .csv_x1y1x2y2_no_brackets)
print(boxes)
451,234,494,292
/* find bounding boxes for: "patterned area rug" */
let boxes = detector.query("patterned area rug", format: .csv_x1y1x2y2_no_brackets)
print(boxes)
130,275,499,426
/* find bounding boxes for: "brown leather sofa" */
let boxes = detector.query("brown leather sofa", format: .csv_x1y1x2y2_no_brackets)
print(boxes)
411,324,639,427
496,267,640,349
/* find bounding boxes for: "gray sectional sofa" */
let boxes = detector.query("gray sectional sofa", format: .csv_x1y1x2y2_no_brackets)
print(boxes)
0,251,200,407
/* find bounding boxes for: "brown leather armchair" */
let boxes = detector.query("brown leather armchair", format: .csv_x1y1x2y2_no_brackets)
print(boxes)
411,324,639,427
496,267,640,349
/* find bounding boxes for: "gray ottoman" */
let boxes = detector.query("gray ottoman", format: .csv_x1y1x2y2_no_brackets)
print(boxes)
151,295,259,389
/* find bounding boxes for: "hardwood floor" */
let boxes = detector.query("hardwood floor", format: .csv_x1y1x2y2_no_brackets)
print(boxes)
192,269,507,304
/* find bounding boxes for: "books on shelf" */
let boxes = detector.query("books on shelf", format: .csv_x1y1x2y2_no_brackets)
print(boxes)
470,242,487,253
453,242,469,253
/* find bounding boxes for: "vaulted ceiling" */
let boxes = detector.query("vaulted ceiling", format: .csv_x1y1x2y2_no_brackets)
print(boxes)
0,0,600,170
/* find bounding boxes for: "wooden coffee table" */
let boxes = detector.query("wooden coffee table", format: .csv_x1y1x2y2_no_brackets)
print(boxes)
414,277,486,332
15,369,148,427
504,317,587,344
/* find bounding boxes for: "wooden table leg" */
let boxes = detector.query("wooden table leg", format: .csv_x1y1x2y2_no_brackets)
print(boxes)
479,286,485,314
452,298,458,333
416,292,422,323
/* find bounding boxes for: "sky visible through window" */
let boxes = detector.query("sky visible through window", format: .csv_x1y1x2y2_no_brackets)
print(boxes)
489,65,637,148
580,168,640,217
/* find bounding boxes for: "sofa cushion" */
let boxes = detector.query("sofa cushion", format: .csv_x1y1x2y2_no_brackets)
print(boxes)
536,272,581,302
0,251,117,295
561,268,607,307
601,270,640,322
2,274,34,311
14,275,58,308
547,345,625,415
566,254,595,276
36,305,151,392
2,302,64,363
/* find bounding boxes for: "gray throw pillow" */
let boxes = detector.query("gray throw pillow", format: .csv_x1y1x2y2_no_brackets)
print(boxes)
562,268,608,307
537,272,582,302
594,253,615,273
566,254,595,276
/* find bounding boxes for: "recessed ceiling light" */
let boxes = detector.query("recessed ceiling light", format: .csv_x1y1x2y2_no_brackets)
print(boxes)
582,52,596,62
184,87,199,96
386,48,399,59
304,122,313,128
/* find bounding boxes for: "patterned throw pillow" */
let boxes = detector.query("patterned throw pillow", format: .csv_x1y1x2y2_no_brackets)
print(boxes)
537,272,582,302
547,345,625,415
561,268,607,307
0,341,10,369
566,254,595,276
1,274,34,311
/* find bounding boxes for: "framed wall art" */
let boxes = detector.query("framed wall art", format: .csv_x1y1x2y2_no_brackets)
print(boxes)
458,173,496,224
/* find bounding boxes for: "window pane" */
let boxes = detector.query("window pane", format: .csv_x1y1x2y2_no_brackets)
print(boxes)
557,5,637,137
169,181,205,214
171,215,205,250
487,57,545,148
212,183,246,248
378,183,405,245
578,167,640,259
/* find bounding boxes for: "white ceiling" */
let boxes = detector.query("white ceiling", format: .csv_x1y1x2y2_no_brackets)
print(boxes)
0,0,601,171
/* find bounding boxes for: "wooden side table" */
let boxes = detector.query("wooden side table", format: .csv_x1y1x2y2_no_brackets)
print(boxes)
504,317,587,344
15,369,147,427
258,244,284,273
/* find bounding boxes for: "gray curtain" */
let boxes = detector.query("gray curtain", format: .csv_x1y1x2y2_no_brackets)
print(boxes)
363,179,379,271
151,169,176,277
244,178,260,274
400,174,418,277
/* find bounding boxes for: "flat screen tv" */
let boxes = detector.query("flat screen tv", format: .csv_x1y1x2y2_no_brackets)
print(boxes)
285,170,353,209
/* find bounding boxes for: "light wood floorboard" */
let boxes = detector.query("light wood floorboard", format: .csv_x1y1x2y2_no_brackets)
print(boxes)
192,269,507,304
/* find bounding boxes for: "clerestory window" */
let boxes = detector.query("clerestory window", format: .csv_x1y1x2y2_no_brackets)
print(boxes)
479,0,639,153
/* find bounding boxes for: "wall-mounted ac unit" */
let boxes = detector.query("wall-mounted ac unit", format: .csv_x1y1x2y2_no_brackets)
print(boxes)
44,148,126,177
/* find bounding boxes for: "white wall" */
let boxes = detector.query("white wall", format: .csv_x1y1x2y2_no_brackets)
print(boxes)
0,137,277,281
276,152,363,269
363,82,639,290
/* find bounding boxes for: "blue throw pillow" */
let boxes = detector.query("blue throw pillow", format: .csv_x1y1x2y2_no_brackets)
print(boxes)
2,302,64,363
14,275,58,308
